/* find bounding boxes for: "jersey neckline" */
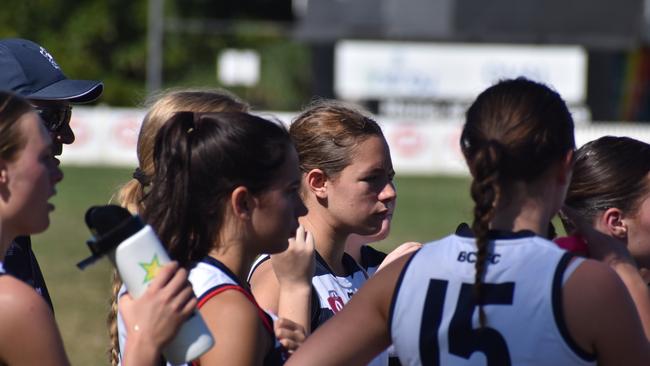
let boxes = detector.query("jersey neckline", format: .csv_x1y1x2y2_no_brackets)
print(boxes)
315,250,367,279
200,256,250,290
455,222,538,240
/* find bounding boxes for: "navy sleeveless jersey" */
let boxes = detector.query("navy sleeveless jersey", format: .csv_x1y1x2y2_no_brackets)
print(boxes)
4,236,53,310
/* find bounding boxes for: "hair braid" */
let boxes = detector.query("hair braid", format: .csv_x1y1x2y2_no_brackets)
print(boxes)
107,270,122,366
469,142,502,327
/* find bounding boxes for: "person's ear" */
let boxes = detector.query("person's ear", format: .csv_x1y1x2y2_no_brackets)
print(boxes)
230,186,255,220
601,207,628,239
305,169,328,199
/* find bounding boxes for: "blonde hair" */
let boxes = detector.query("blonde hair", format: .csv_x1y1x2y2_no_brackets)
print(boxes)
116,88,248,213
108,88,248,365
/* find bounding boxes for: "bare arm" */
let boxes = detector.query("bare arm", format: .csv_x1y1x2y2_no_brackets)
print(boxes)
249,259,281,314
271,225,314,334
286,254,412,366
0,277,69,366
199,290,270,366
375,241,421,273
564,259,650,366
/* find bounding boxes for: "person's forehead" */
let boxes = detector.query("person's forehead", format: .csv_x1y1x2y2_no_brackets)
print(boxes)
28,99,70,108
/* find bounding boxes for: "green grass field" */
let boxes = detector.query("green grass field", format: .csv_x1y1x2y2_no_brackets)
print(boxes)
31,166,474,365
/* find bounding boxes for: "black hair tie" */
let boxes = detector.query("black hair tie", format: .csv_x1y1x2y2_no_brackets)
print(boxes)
132,167,150,187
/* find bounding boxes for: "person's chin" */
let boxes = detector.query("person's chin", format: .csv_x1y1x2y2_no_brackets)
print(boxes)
30,217,50,236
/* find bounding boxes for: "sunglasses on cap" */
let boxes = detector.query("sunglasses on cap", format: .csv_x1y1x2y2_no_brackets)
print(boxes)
34,105,72,132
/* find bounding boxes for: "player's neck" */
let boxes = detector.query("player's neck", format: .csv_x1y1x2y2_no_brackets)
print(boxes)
490,193,553,237
209,238,258,285
300,216,348,275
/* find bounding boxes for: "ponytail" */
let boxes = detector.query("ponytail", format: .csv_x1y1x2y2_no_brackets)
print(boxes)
143,112,197,267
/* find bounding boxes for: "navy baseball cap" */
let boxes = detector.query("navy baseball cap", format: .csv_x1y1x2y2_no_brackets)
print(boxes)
0,38,103,103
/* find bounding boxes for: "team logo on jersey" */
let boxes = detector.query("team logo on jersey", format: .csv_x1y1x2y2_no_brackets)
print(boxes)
139,254,162,284
327,290,344,313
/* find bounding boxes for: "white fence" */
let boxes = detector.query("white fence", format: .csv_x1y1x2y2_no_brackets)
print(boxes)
61,107,650,176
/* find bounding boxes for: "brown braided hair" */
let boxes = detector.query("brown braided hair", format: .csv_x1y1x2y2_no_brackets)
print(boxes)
460,77,575,327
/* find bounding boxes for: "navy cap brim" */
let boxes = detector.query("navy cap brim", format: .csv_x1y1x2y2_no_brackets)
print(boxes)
27,79,103,103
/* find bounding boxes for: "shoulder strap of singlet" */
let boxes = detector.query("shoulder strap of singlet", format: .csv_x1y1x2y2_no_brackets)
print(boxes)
551,252,596,362
197,283,274,337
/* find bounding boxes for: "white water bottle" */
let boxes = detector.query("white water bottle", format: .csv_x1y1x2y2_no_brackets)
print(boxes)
78,205,214,365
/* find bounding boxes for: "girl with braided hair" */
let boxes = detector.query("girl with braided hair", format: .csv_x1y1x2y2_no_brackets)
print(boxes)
285,78,650,366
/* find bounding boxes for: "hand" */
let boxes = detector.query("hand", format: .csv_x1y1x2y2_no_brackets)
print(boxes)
271,225,315,289
376,241,422,273
119,262,197,350
274,317,307,354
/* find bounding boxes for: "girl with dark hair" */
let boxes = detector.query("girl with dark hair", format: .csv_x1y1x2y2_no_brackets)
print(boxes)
285,78,650,365
0,91,196,366
118,111,310,365
109,88,250,365
559,136,650,338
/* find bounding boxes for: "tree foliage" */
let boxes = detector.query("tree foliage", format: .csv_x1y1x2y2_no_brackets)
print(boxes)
0,0,310,109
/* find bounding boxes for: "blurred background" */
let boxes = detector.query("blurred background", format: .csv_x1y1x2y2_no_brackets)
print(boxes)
2,0,649,363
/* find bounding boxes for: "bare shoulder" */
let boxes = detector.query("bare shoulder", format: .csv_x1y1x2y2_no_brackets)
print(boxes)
351,250,417,317
564,258,650,365
0,276,69,366
0,275,53,322
248,258,280,313
200,288,262,322
198,288,269,365
249,258,276,286
566,258,630,303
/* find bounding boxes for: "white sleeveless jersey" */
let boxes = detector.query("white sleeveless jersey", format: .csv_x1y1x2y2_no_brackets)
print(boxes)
118,256,283,366
0,261,4,274
389,229,596,366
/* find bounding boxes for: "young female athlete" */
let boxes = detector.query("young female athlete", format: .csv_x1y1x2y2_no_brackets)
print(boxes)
0,91,195,366
285,78,650,366
248,100,397,365
559,136,650,338
109,89,249,365
123,111,310,365
112,90,312,365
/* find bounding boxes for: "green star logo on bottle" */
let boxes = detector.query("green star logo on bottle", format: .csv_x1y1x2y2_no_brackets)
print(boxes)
139,254,162,284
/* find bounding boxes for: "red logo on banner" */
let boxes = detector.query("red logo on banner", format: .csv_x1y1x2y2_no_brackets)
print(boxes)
69,116,91,146
391,124,425,157
112,116,141,149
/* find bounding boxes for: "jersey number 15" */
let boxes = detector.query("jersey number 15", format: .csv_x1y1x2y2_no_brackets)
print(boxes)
420,279,515,366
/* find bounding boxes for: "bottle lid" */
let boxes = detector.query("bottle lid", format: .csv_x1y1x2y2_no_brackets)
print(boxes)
77,205,144,269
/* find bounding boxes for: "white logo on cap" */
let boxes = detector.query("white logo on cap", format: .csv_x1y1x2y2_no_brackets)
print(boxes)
39,46,60,70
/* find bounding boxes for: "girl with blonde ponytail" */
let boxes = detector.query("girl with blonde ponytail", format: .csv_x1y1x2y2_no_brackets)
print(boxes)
285,78,650,366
